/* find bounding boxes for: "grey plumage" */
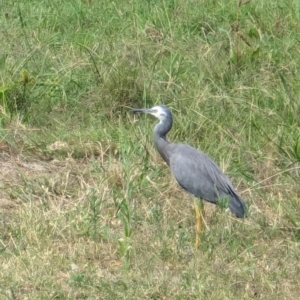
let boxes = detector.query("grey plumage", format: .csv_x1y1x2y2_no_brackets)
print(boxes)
132,105,247,218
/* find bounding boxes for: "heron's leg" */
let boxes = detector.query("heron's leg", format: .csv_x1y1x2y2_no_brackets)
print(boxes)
194,198,205,248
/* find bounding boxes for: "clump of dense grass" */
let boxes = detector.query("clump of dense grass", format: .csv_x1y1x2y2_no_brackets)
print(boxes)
1,0,300,299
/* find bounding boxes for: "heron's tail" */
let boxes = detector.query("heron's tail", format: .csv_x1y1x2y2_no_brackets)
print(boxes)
229,193,247,218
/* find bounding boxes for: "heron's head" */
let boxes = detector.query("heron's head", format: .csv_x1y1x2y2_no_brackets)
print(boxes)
132,105,172,122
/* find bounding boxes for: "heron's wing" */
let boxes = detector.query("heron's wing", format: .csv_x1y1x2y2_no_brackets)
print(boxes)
169,144,231,198
169,144,246,217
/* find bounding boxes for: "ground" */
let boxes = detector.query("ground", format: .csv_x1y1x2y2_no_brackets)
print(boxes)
1,0,300,299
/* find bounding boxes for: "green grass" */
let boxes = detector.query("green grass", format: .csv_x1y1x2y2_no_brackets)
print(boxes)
1,0,300,298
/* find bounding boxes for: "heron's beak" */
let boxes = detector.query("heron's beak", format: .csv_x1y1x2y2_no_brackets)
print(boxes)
131,108,153,114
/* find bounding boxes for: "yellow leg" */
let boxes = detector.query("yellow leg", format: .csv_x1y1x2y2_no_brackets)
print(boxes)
194,199,204,248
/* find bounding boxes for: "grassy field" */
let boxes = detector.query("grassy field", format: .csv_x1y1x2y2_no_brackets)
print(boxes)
1,0,300,298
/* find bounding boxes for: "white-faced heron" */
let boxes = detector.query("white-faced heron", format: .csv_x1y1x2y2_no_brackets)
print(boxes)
132,105,247,247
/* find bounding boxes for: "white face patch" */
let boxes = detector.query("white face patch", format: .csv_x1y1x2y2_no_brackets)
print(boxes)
150,106,167,120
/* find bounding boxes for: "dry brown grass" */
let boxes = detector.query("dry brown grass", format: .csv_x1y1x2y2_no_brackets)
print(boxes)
1,137,300,299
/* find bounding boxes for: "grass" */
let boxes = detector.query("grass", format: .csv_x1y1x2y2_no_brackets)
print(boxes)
1,0,300,298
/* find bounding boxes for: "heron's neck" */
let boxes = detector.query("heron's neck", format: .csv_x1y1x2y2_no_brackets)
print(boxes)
153,119,172,165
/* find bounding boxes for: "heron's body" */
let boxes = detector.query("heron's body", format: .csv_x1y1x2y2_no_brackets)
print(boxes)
161,142,245,218
132,105,247,246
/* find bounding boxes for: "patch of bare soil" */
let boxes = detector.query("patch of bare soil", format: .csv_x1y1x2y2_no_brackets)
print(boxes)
0,141,79,211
